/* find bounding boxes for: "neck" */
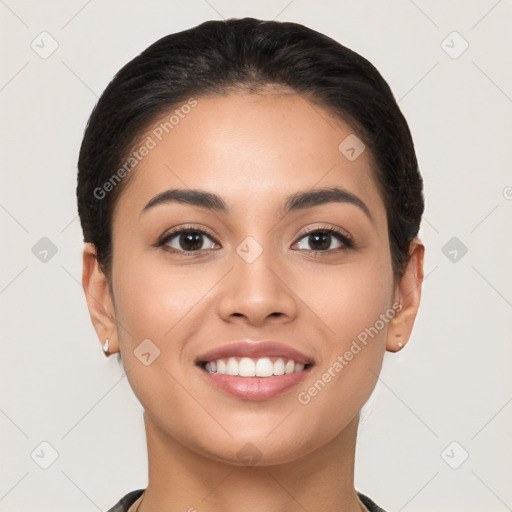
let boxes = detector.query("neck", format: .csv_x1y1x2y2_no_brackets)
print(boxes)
137,412,364,512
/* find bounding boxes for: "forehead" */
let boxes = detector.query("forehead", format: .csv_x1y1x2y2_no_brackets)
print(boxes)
114,90,385,222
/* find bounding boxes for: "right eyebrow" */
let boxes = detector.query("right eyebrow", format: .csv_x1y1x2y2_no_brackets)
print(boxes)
140,189,229,218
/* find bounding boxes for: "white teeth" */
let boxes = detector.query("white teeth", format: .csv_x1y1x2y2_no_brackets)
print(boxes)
239,357,255,377
203,357,308,377
284,359,295,374
226,357,239,376
255,357,274,377
294,363,305,373
273,358,285,375
216,359,226,374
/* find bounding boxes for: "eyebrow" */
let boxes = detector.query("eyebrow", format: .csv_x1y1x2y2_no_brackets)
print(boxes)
140,186,373,222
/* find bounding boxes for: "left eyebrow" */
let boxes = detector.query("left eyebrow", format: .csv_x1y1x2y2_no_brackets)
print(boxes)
280,186,373,223
139,186,373,223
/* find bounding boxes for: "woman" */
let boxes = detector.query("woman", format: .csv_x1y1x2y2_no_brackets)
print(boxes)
77,17,424,512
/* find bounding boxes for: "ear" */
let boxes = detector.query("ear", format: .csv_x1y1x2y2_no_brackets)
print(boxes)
386,238,425,353
82,243,119,356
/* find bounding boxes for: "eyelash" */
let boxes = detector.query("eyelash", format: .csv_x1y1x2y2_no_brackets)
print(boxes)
155,223,354,257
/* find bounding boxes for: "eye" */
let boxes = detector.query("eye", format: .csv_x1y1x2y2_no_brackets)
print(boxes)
157,227,219,254
293,226,353,253
155,224,353,256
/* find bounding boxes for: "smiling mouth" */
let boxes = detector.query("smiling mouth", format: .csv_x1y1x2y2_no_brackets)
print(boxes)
197,356,314,377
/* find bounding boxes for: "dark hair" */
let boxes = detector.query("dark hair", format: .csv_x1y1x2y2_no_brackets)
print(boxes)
77,17,424,287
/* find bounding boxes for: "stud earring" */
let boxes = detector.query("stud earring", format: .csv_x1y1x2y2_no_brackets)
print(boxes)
103,339,109,353
397,341,403,348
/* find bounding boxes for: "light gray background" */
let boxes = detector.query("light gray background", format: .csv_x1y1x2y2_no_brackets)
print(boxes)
1,1,511,511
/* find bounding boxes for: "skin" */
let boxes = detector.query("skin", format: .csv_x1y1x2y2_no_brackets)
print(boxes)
82,89,424,512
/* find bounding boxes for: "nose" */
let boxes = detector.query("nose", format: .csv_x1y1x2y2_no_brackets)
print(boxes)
217,241,298,327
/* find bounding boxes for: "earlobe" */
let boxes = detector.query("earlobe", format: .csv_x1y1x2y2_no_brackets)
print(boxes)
82,243,118,355
386,238,425,353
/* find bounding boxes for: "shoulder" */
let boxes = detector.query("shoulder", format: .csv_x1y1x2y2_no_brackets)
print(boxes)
106,489,385,512
357,491,389,512
105,489,145,512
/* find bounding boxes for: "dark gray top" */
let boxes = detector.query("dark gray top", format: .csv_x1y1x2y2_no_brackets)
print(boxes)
106,488,388,511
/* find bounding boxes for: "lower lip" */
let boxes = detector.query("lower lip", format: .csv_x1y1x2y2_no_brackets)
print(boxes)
197,366,313,401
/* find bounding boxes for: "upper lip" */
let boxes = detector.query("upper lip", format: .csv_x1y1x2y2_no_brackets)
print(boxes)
195,340,314,366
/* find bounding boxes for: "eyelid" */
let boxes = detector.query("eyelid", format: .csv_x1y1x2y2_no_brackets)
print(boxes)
156,222,354,254
297,223,354,245
155,225,219,248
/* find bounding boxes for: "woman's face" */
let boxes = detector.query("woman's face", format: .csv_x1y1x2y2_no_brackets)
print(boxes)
104,90,406,465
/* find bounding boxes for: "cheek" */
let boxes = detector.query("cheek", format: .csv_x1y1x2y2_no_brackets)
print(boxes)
111,256,209,427
113,253,211,345
298,253,394,346
293,253,393,406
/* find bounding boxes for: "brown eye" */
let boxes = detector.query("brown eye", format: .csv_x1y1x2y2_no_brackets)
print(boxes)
159,229,218,253
294,228,353,252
